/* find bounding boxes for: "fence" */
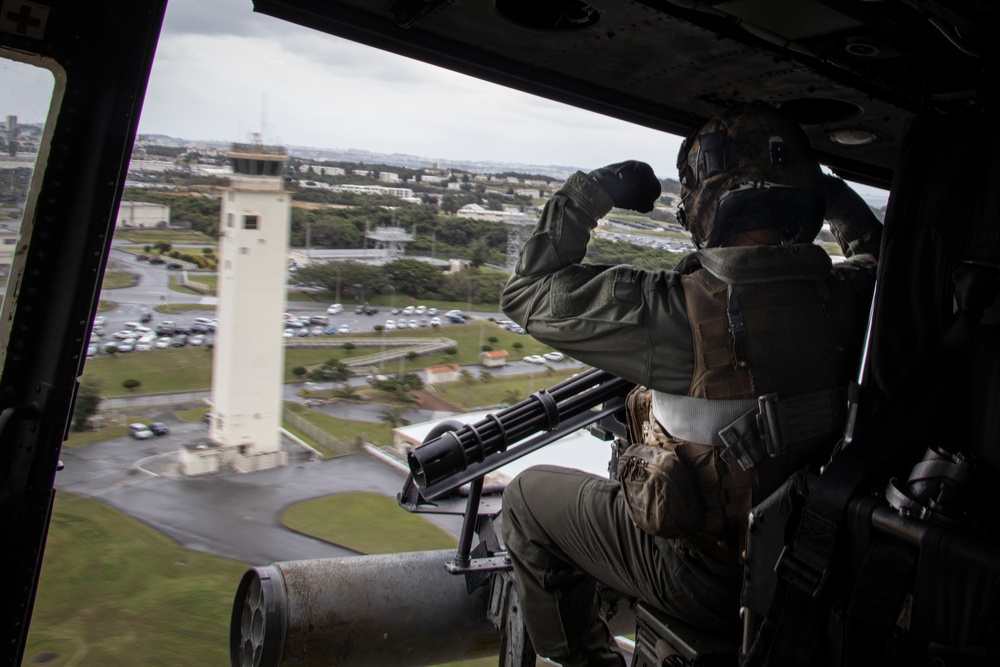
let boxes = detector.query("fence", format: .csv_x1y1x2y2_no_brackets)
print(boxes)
282,406,360,457
180,270,211,292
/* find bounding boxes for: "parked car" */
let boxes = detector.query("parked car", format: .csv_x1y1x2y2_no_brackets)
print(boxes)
187,334,207,346
86,344,98,357
402,306,415,315
408,319,419,328
149,422,169,436
326,303,343,315
414,305,427,315
116,341,135,353
338,324,351,334
155,337,172,349
384,320,397,330
524,355,546,364
129,423,153,440
430,317,441,327
543,351,565,362
309,315,329,325
310,326,325,336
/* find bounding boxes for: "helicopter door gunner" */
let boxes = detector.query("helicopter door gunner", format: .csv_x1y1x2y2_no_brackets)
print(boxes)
499,103,880,667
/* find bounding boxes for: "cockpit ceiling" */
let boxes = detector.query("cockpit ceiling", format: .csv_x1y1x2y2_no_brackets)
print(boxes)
254,0,993,189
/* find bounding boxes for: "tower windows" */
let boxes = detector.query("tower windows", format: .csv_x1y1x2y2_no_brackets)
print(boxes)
243,215,259,230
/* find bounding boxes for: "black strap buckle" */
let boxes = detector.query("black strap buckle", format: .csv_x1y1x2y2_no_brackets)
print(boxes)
774,505,838,598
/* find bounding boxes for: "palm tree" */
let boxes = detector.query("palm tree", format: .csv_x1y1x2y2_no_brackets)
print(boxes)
333,385,362,419
459,369,476,403
378,405,410,429
391,389,419,407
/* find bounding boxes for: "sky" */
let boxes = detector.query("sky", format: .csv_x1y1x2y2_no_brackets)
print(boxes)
1,0,887,203
135,0,686,176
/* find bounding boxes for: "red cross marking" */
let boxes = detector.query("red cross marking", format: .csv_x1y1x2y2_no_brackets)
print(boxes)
6,4,40,35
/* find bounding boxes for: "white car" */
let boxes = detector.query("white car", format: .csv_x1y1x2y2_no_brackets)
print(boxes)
543,351,565,362
430,317,441,327
338,324,351,334
402,306,415,316
414,305,427,315
384,320,397,330
327,303,343,315
155,337,172,349
408,319,419,328
129,423,153,440
524,355,546,364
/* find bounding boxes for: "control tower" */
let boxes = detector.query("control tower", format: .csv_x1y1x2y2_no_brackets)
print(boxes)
208,141,290,471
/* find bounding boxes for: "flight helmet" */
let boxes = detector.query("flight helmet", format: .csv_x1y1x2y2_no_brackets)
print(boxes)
676,103,826,247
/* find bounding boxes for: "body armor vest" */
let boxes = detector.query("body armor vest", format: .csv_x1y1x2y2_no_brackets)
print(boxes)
629,245,866,560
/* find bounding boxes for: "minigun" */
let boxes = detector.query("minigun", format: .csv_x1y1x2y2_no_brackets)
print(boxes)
229,368,635,667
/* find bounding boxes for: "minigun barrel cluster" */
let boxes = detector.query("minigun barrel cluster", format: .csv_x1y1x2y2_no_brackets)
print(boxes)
406,368,633,493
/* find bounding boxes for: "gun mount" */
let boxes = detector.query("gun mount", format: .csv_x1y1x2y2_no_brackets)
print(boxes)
229,368,637,667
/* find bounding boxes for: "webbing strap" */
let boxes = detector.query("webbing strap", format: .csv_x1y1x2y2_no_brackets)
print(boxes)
651,388,846,471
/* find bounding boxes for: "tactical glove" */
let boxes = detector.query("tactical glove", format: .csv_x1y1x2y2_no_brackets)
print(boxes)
824,175,882,258
589,160,662,213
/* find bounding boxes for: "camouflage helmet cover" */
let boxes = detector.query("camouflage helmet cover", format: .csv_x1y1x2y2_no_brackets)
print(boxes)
676,103,826,247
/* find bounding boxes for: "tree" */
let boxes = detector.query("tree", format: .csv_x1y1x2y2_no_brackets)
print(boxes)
383,258,445,297
292,366,307,378
72,378,102,431
307,359,350,385
122,378,141,392
378,405,410,429
478,370,494,384
502,389,523,406
459,369,477,402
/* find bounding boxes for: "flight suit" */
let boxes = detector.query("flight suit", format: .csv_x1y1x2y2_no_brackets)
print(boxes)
500,171,876,666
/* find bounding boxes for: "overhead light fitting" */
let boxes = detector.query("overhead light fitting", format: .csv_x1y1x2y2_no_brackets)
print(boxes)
828,128,878,145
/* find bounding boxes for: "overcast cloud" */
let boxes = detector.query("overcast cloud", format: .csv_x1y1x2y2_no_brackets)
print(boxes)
135,0,685,176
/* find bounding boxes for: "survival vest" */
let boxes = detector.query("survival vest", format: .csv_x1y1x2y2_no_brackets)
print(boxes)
629,244,868,560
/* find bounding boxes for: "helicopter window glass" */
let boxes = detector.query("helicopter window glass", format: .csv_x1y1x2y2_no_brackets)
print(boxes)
0,53,56,359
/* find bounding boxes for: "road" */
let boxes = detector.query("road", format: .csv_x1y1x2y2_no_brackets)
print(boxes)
55,422,462,564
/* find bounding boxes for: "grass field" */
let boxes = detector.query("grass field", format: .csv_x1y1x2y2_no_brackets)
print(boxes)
24,493,248,667
113,229,216,244
284,401,394,448
101,271,136,289
26,489,495,666
81,321,555,398
281,492,458,553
